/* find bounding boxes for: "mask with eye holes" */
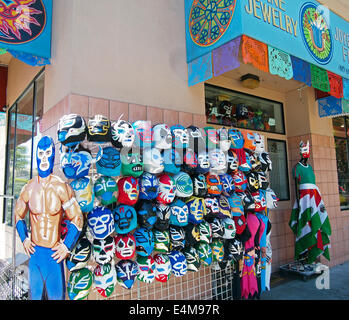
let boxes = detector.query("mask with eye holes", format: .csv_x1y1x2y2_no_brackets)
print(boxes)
157,174,176,205
206,174,223,196
94,176,118,206
187,126,206,154
87,115,111,143
169,225,186,251
226,150,239,174
87,206,114,240
192,174,208,198
196,150,211,174
136,200,157,229
225,238,244,262
209,148,227,175
183,246,200,272
198,220,212,244
186,196,205,225
92,236,115,265
153,253,172,283
114,233,136,260
152,124,172,150
93,263,116,298
120,148,143,177
254,132,265,154
60,146,92,180
210,218,225,239
154,229,170,253
169,199,189,227
116,259,139,290
67,267,93,300
218,127,231,152
153,203,171,231
117,176,140,205
219,173,235,195
163,148,182,175
37,136,55,178
136,255,156,284
70,177,94,213
57,114,86,148
139,172,159,200
257,171,269,190
143,147,164,174
195,242,213,266
173,171,193,198
66,237,92,272
211,238,225,262
113,204,138,234
132,120,152,149
111,119,135,149
171,124,189,149
96,146,121,177
184,223,200,247
168,251,187,277
246,171,260,193
217,195,232,219
259,151,272,172
134,227,155,256
204,196,220,222
182,148,198,174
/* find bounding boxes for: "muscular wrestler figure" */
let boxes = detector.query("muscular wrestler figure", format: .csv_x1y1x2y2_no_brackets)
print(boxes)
14,136,83,300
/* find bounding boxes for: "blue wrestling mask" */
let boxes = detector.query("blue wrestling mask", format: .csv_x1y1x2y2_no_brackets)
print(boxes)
37,136,55,178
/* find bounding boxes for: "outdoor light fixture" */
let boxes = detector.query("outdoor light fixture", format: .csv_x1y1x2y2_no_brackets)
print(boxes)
240,74,260,89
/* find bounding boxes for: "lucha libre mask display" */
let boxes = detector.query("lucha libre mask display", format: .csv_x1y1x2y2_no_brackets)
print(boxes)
134,227,154,256
60,148,93,180
211,239,225,262
163,148,182,175
266,188,279,209
226,150,239,174
196,242,213,266
143,147,164,174
57,114,87,148
171,124,189,149
168,251,187,277
139,172,159,200
259,152,272,172
218,127,231,152
66,237,92,272
87,206,114,240
169,199,189,227
246,171,260,193
186,197,205,224
184,223,200,246
254,133,265,154
120,149,143,177
154,229,170,253
93,263,116,298
203,127,219,151
182,148,198,173
136,255,156,284
113,205,138,234
257,171,269,190
238,151,252,172
117,176,139,205
37,136,55,178
217,195,232,219
204,196,220,221
154,203,171,231
225,238,244,262
238,191,255,211
198,220,212,244
249,153,261,171
183,247,200,272
253,190,267,212
116,260,139,290
70,177,95,213
187,126,206,154
87,115,111,143
211,218,225,239
222,218,236,239
94,176,118,206
228,193,244,217
300,140,310,159
196,150,211,174
114,233,136,260
174,171,193,198
209,148,227,175
192,174,208,198
152,124,172,150
137,201,157,229
206,174,223,196
96,146,121,177
233,215,247,236
92,236,115,265
157,174,176,205
219,174,235,195
67,268,93,300
228,129,244,149
233,171,248,193
153,253,172,283
242,130,256,151
111,119,135,149
132,120,152,148
169,225,186,251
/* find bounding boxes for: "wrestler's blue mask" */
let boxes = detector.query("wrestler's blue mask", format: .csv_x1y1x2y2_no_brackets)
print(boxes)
134,227,154,257
57,114,86,147
137,201,157,229
61,149,92,180
228,129,244,149
169,199,189,227
96,146,121,177
116,260,139,290
113,205,137,234
168,251,187,277
87,206,114,240
70,177,95,213
37,136,55,178
163,148,181,175
139,172,159,200
219,174,235,195
171,124,189,149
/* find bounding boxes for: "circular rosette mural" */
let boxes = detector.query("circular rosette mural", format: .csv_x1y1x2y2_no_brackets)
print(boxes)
0,0,47,44
189,0,237,47
300,2,333,65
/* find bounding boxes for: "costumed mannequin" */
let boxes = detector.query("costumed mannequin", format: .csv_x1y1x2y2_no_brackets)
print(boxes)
14,136,84,300
289,141,332,264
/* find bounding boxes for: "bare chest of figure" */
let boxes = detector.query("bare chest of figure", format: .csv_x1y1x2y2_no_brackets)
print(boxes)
27,179,63,247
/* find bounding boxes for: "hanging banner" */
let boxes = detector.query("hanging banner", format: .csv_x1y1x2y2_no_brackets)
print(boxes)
0,0,52,64
241,35,269,73
268,45,293,80
311,64,330,92
318,95,342,118
291,55,312,86
185,0,349,79
188,52,213,86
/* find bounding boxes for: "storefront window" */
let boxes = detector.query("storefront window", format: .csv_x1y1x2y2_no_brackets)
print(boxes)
205,84,285,134
333,117,349,210
3,71,44,225
267,139,290,201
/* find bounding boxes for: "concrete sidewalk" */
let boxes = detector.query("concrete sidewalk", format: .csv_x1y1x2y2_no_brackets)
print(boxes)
262,261,349,300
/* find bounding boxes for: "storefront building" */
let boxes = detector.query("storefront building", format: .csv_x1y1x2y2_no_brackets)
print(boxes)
0,0,348,300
